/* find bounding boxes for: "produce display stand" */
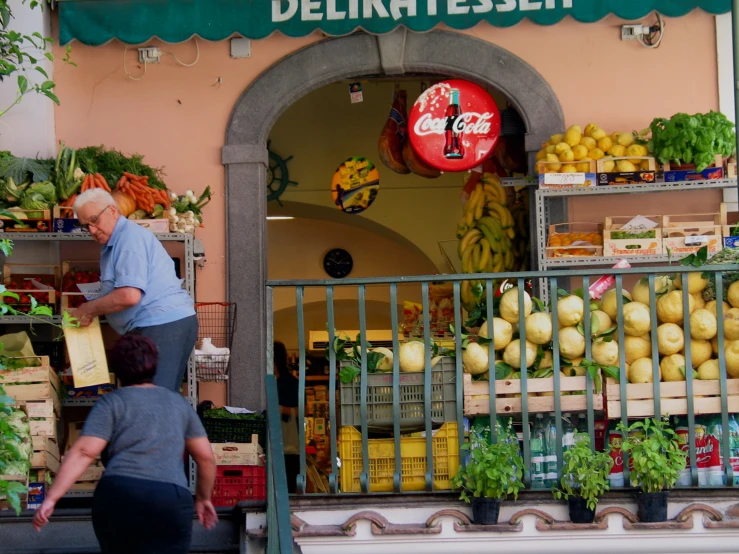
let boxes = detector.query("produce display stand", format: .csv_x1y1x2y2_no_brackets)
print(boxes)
0,232,198,495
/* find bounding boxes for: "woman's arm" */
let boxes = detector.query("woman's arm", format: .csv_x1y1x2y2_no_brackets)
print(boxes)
73,287,142,327
186,436,218,530
33,436,107,530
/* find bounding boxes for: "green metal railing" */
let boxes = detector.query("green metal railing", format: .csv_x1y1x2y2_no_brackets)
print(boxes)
266,263,739,495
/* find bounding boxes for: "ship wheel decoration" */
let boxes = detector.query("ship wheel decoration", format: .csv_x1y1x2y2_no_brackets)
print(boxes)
266,140,298,206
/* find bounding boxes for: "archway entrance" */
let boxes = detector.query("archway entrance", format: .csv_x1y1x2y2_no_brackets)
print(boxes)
223,29,565,408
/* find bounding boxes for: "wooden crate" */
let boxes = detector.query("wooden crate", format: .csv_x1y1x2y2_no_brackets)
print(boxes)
3,263,61,288
605,377,739,419
0,474,28,511
0,209,52,232
546,222,603,258
29,418,57,440
662,212,723,256
211,435,264,466
20,399,56,418
1,357,60,414
603,215,662,257
31,435,60,474
663,154,725,181
463,373,603,416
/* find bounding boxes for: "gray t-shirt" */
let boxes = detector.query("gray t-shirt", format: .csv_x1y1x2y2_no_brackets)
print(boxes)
81,386,206,488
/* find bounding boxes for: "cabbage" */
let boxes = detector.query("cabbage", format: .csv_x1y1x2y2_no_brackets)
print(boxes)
26,181,57,205
20,192,51,218
1,459,30,476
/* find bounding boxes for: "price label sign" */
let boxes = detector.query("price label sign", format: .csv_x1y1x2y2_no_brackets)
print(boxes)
543,173,586,186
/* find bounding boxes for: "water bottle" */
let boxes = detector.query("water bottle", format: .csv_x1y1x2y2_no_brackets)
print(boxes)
575,413,588,440
544,413,558,487
728,414,739,486
562,413,576,452
530,414,546,489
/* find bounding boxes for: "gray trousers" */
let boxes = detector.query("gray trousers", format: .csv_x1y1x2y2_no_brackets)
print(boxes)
131,314,198,392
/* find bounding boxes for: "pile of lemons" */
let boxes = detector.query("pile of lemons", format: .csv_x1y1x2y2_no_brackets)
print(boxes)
535,124,651,174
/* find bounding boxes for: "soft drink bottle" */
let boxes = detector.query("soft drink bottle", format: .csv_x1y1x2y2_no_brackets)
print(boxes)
670,415,692,487
562,413,576,452
700,415,726,487
606,420,625,487
530,414,546,489
443,89,464,159
728,414,739,485
544,413,558,487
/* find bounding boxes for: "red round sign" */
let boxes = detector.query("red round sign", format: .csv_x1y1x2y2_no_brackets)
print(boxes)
408,80,501,172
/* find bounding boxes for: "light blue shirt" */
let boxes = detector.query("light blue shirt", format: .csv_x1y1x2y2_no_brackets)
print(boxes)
100,216,195,335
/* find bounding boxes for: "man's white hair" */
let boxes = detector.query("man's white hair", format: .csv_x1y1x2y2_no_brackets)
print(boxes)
73,189,118,217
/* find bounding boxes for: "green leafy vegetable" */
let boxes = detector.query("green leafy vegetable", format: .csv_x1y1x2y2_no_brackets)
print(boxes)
76,145,167,190
0,155,52,183
201,408,264,421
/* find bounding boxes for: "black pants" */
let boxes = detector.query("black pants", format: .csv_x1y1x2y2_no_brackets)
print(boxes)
285,454,300,494
132,314,198,393
92,475,194,554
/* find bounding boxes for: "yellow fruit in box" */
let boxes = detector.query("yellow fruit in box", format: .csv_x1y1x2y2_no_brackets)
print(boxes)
617,133,635,147
584,123,598,137
661,353,687,382
545,153,561,171
579,136,596,149
626,145,643,158
726,343,739,378
555,142,571,155
542,141,551,148
572,145,588,161
609,144,626,157
545,144,556,154
602,160,616,172
657,323,685,356
597,137,613,153
550,133,564,145
570,125,582,133
625,334,651,364
576,161,592,172
536,150,547,161
611,132,622,142
640,160,652,171
590,128,606,140
564,127,582,147
588,148,605,160
616,160,637,172
686,339,713,367
628,358,657,384
559,149,575,163
698,359,720,380
560,164,577,173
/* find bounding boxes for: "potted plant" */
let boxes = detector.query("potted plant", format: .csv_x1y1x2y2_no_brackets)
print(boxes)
617,417,687,523
451,421,524,525
552,431,613,523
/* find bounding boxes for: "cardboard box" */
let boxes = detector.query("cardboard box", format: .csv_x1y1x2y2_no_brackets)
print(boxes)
0,209,52,232
133,219,170,233
662,213,723,256
596,156,657,186
663,154,725,182
52,206,87,234
546,222,604,258
603,215,662,258
211,435,264,466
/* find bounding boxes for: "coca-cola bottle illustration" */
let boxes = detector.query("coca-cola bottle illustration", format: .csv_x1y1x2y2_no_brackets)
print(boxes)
443,88,464,159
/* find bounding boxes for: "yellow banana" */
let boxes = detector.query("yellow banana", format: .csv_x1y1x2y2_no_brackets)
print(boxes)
472,243,482,273
479,217,503,240
492,253,504,272
507,228,515,240
478,238,491,271
474,197,484,222
462,243,476,274
461,280,471,307
486,202,512,228
457,228,482,258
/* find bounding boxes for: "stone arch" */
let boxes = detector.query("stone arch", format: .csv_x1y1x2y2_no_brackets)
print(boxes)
223,30,564,407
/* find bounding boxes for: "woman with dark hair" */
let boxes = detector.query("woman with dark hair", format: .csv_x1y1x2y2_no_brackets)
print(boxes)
33,335,218,554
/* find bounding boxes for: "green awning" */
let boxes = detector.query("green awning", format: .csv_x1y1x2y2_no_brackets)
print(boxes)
59,0,731,46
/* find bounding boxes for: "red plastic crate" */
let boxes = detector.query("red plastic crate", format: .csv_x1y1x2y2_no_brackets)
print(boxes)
212,465,266,506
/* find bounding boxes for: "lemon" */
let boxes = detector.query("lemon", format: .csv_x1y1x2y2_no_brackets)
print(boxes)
588,148,605,160
584,124,598,137
729,281,739,308
616,160,636,172
560,164,577,173
590,128,606,140
593,340,619,366
597,137,613,153
463,342,490,375
539,350,553,370
559,149,575,163
558,295,584,327
658,323,685,355
631,275,673,305
674,272,708,294
697,359,720,380
602,160,615,172
660,354,687,382
617,133,635,147
724,308,739,340
559,326,585,359
562,358,586,376
609,144,626,157
726,343,739,378
711,336,739,355
689,309,718,340
706,300,731,318
591,310,613,336
576,161,593,172
525,312,553,345
499,287,532,324
686,339,713,368
555,142,572,155
479,317,514,351
545,144,557,154
625,334,652,364
640,160,652,171
564,127,582,147
692,293,706,310
571,144,588,161
579,136,596,149
629,358,658,384
601,289,632,320
503,339,537,369
545,153,561,171
535,150,547,162
657,290,695,324
550,133,564,145
623,301,651,336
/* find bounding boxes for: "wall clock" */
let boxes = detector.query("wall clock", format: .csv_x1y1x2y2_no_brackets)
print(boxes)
323,248,353,278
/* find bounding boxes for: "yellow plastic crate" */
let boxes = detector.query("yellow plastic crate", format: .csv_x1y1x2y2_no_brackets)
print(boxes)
338,422,459,493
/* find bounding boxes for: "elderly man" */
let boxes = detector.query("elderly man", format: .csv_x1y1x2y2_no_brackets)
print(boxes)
72,189,197,392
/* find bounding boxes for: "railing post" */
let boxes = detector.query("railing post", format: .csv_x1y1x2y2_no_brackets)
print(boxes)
582,276,595,448
358,285,370,493
390,284,403,492
485,279,497,441
326,287,339,493
422,282,434,491
295,286,306,494
682,271,699,487
519,279,531,487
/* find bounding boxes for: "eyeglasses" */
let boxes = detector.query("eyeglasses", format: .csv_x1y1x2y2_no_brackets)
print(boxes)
76,206,110,232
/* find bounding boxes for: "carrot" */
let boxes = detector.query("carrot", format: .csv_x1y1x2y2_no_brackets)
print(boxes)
81,175,90,193
95,174,111,192
116,176,128,190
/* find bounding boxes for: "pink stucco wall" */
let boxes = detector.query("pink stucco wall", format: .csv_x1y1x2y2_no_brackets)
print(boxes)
52,12,722,301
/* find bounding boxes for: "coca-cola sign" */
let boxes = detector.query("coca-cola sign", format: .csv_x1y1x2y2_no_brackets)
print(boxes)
408,79,500,172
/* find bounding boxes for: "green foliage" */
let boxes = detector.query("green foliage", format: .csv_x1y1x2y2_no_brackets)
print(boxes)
201,408,264,421
552,432,613,511
451,423,524,502
76,145,167,190
699,248,739,302
325,330,391,384
617,418,687,494
649,112,736,172
0,156,52,183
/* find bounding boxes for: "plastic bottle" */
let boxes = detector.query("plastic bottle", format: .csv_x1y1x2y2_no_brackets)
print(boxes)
530,414,546,489
728,414,739,486
562,413,576,452
544,413,559,487
574,413,588,441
